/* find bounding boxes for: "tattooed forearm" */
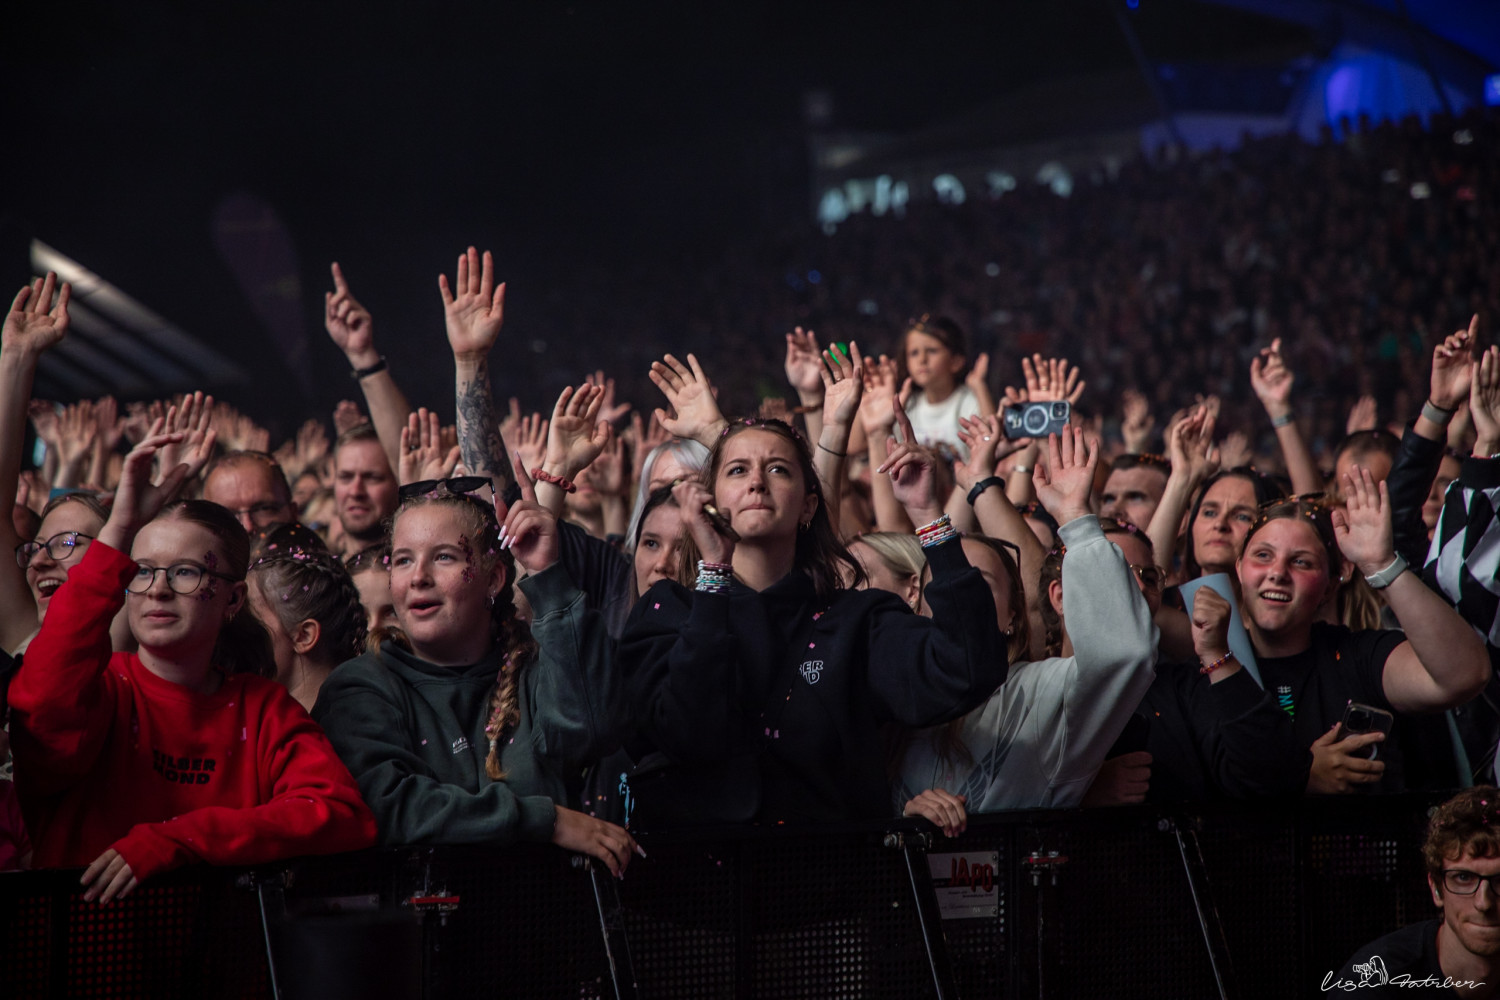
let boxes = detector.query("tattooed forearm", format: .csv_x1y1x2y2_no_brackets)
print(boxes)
456,360,513,493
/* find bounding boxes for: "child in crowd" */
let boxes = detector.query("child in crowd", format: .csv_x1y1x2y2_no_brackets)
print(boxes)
7,433,375,902
900,315,985,460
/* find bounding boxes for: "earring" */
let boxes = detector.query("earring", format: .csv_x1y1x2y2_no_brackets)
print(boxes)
799,521,811,532
488,592,497,607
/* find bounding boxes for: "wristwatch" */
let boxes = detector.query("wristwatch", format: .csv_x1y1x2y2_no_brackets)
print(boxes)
1364,554,1408,590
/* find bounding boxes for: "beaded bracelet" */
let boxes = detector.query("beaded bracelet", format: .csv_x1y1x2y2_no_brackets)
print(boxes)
916,513,958,549
1199,651,1235,676
695,560,734,594
530,467,577,494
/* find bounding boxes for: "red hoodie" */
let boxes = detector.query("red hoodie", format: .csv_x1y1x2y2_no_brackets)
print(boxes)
8,542,375,880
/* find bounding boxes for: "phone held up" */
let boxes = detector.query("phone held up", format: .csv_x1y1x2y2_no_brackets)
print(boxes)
1003,400,1071,440
1339,701,1394,760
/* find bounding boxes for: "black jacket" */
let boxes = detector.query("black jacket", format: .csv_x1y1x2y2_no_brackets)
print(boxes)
620,537,1006,825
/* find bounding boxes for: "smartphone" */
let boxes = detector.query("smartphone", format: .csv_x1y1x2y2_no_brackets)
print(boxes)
1339,701,1394,760
1002,400,1070,439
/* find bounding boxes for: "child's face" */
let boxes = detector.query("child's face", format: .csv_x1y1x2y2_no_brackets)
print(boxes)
905,330,964,391
128,519,245,665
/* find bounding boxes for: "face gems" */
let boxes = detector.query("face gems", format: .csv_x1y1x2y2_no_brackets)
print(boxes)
458,534,476,584
199,552,219,601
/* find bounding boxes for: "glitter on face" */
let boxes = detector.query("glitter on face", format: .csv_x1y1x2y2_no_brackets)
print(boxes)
199,552,219,601
459,534,476,584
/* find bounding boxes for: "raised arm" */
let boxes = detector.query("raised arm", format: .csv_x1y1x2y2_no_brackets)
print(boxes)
326,262,411,471
1250,338,1321,495
784,326,826,443
535,384,609,517
648,352,727,449
1146,407,1218,575
441,247,513,497
858,356,912,533
0,275,70,651
813,341,862,536
1332,468,1489,712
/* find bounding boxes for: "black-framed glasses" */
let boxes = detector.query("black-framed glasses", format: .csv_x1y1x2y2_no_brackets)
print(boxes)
127,563,239,596
16,531,93,568
1442,869,1500,896
397,476,494,503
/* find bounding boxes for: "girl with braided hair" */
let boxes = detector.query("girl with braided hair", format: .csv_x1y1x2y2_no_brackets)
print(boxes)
314,457,638,875
246,524,367,711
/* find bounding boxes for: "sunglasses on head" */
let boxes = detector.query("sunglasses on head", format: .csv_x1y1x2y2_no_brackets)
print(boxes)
397,476,494,503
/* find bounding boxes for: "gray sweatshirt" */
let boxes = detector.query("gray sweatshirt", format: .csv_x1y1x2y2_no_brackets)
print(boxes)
896,516,1159,812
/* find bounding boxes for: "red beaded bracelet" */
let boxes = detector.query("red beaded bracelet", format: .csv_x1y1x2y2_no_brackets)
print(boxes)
1199,651,1235,676
530,468,577,493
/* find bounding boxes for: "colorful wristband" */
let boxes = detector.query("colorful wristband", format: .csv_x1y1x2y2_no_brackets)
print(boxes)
530,468,577,494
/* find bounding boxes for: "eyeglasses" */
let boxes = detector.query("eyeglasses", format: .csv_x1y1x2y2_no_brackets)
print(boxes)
16,532,94,568
397,476,494,503
1129,564,1164,589
127,563,240,596
1442,869,1500,896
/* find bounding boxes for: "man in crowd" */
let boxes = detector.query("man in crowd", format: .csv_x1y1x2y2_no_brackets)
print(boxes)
333,425,399,552
201,451,298,534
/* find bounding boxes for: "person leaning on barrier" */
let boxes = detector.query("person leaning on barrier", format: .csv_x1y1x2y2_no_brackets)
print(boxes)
620,345,1007,827
1330,786,1500,994
313,458,639,876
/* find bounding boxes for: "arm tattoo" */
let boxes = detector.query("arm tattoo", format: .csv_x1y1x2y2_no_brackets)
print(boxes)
456,360,513,493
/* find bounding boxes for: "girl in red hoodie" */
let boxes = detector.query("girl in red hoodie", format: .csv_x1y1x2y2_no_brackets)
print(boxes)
8,432,375,903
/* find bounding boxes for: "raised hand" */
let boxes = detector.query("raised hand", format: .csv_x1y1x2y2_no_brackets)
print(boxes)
588,429,627,499
1166,405,1219,487
28,400,59,450
1249,337,1294,419
1345,395,1378,436
439,247,506,361
1217,430,1252,471
3,272,71,358
1120,390,1155,454
1471,346,1500,456
584,370,631,425
544,384,609,478
1307,724,1385,794
499,450,561,575
878,398,942,524
1022,354,1085,404
648,353,726,447
820,341,864,428
510,410,549,478
99,431,194,551
332,400,365,435
1430,315,1479,412
964,352,990,397
673,477,733,566
155,392,216,486
956,413,1004,490
94,396,126,453
295,419,330,473
399,408,462,485
783,327,825,401
54,401,98,474
902,789,968,838
857,354,902,436
1332,467,1396,576
324,262,378,367
1031,426,1099,526
630,409,674,486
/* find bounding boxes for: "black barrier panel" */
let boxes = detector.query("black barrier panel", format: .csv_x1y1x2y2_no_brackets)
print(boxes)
0,794,1458,999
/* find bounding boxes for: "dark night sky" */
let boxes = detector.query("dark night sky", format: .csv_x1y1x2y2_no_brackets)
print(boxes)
0,0,1308,432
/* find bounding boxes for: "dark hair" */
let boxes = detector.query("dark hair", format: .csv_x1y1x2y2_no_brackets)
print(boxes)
631,484,682,601
1332,429,1400,468
679,418,865,602
202,451,293,507
155,500,276,677
250,537,367,669
1425,787,1500,896
904,314,970,372
1183,467,1287,579
382,492,535,780
1038,518,1150,658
